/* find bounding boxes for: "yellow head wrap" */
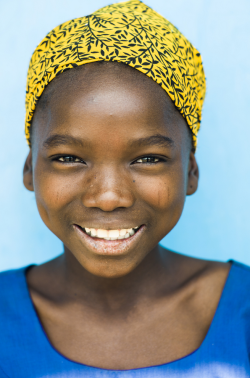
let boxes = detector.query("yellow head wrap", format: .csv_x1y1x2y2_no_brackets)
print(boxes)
26,0,206,149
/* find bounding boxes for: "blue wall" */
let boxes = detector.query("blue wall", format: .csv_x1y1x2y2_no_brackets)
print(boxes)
0,0,250,271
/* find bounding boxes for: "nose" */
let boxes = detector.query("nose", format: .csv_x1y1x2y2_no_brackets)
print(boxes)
82,167,135,212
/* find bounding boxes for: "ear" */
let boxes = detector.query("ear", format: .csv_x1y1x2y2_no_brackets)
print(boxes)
186,151,199,195
23,150,34,191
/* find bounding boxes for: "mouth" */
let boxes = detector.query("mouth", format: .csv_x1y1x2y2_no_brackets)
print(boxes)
73,224,145,256
79,226,140,240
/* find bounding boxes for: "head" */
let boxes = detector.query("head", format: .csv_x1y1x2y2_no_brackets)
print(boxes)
23,61,199,278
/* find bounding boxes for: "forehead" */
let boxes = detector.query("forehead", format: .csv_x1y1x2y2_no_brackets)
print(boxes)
36,62,181,119
32,62,189,150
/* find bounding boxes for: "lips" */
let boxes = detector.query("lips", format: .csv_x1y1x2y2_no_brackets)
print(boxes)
73,224,145,256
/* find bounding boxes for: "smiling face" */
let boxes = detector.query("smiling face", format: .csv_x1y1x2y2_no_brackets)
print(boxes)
23,62,198,278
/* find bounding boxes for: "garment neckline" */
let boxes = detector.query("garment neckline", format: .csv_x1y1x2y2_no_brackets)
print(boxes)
20,261,235,372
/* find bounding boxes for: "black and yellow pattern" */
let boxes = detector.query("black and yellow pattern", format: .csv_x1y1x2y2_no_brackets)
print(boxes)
26,0,206,149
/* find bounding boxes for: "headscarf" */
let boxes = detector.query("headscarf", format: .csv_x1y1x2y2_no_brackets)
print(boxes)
25,0,206,149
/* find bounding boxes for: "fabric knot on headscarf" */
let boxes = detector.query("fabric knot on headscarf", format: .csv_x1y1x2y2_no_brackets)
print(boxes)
25,0,206,149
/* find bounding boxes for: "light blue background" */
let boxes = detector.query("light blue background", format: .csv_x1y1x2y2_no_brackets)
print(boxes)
0,0,249,271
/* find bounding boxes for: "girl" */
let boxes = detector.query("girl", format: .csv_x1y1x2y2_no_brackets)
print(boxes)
1,1,249,377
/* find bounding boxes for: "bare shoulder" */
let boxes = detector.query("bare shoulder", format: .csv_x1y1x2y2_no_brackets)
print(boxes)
160,247,231,326
26,256,64,301
184,253,231,287
161,247,231,286
184,255,231,301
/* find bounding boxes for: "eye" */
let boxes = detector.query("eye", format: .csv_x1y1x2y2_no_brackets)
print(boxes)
133,156,162,164
53,155,85,164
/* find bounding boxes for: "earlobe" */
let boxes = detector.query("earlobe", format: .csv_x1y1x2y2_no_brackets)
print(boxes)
186,152,199,196
23,150,34,191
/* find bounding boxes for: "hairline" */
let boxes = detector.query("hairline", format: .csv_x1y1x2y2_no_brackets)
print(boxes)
30,61,194,152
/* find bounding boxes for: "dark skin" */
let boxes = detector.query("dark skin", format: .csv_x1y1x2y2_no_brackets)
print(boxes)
24,62,230,370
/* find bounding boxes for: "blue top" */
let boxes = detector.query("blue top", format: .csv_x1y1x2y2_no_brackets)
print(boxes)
1,261,250,377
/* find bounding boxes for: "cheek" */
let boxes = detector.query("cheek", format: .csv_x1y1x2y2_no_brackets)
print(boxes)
136,170,186,214
33,166,76,227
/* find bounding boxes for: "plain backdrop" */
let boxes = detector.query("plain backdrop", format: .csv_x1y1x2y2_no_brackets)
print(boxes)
0,0,249,271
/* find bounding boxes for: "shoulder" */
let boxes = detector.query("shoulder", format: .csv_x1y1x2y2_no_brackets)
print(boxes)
225,260,250,303
0,266,29,305
182,256,250,303
0,265,27,284
201,260,250,333
164,249,231,287
230,260,250,279
164,250,250,313
0,266,32,332
0,266,32,328
0,267,36,374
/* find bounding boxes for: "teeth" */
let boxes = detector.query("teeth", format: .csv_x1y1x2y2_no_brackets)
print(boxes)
97,229,108,238
108,230,120,238
119,229,127,236
83,227,140,240
90,229,97,237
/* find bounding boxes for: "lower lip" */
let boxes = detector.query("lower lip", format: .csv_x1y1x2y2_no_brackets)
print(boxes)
73,225,145,256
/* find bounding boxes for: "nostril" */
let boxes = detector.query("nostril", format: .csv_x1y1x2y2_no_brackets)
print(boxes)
82,189,134,211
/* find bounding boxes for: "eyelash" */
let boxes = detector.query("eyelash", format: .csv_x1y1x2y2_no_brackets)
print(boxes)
52,155,164,165
53,155,85,164
132,156,163,164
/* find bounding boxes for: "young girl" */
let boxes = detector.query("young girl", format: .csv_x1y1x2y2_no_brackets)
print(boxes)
1,1,250,377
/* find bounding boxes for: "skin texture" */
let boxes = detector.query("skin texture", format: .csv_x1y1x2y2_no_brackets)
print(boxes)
24,62,230,369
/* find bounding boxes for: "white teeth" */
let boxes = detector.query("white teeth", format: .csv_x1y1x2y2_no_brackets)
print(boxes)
97,229,108,238
83,226,140,240
90,229,97,237
108,230,120,238
119,229,127,236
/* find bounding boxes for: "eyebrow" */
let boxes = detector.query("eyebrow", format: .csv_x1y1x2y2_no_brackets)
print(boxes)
129,134,175,149
43,133,175,150
43,134,87,149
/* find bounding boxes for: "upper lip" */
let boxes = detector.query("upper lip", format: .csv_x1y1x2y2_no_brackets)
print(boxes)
75,224,142,230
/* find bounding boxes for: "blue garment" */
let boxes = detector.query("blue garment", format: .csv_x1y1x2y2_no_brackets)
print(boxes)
1,261,250,377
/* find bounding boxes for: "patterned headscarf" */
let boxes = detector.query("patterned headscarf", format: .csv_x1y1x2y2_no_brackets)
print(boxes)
26,0,206,149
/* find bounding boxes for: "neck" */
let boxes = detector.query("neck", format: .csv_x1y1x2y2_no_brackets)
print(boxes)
55,245,174,313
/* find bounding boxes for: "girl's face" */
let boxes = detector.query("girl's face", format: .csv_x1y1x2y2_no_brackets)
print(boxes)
23,63,198,278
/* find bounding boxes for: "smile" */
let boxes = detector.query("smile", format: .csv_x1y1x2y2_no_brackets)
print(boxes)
73,224,145,256
81,227,140,240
